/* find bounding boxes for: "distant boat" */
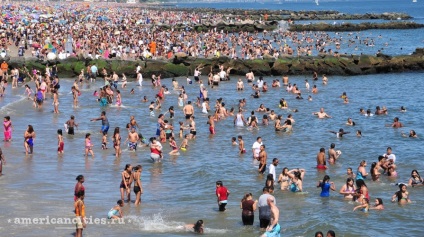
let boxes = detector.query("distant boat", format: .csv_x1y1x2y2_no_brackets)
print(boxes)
315,0,319,5
412,0,417,2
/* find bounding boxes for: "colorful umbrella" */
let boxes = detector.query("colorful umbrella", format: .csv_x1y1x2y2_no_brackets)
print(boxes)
43,43,54,50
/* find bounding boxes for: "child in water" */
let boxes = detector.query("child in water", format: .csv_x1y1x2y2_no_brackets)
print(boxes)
102,133,108,150
107,200,124,219
231,137,237,145
353,198,369,212
85,133,94,157
57,129,64,154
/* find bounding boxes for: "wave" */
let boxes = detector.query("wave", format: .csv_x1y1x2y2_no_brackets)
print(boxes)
0,95,28,114
125,213,228,234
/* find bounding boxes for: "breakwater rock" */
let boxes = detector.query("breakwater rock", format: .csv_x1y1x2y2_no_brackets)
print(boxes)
152,7,412,21
289,21,424,32
6,49,424,78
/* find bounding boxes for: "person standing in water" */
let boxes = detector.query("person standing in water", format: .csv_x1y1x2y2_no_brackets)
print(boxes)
120,164,133,202
65,115,78,135
24,125,35,155
90,111,109,135
3,116,13,141
216,181,230,212
57,129,64,154
317,175,336,197
84,133,94,157
260,196,280,237
53,89,59,113
133,165,143,205
74,191,86,237
74,175,85,201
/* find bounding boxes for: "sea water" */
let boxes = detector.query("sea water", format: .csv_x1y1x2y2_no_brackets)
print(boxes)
0,71,423,236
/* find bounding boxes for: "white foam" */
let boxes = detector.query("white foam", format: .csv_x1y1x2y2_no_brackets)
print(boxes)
0,95,27,113
124,214,228,234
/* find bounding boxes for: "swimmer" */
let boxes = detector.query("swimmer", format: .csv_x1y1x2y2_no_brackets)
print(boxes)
402,130,417,138
370,198,384,210
353,197,369,212
339,178,356,199
387,117,403,128
107,200,124,219
84,133,94,157
184,220,204,234
356,130,362,137
231,137,237,145
346,118,355,126
329,128,350,138
392,184,411,204
313,108,331,118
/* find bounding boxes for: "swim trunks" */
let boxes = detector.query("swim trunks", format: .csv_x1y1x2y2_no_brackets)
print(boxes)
128,142,137,150
317,164,327,170
133,186,141,194
101,125,109,134
265,223,281,237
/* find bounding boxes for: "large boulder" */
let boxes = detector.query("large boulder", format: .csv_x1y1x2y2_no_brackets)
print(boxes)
271,59,291,75
243,59,272,76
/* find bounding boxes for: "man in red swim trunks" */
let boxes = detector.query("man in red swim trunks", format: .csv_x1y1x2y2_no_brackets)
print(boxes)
208,115,215,134
316,147,327,169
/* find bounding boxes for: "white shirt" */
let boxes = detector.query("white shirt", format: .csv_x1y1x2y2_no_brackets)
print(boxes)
384,153,396,163
269,164,277,181
252,141,262,158
219,70,226,79
202,102,208,114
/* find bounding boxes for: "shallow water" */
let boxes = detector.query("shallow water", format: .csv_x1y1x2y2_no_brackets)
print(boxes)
0,71,423,236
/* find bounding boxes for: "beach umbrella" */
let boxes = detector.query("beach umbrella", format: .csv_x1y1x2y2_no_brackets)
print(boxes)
114,30,120,35
32,43,41,48
43,43,54,49
31,19,39,23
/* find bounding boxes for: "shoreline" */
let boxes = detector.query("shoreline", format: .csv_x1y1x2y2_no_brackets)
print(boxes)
5,48,424,78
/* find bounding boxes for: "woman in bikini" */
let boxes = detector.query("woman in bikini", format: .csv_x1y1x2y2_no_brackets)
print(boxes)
113,127,121,158
339,177,356,199
132,165,143,205
408,170,424,187
277,167,292,190
288,169,305,192
392,184,411,204
120,164,133,202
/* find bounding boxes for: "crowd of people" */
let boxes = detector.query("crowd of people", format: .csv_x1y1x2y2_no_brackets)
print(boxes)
1,2,390,64
1,59,419,236
0,3,420,237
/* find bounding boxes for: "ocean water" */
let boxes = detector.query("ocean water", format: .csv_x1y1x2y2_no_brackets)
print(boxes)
177,0,424,19
0,71,423,236
177,0,424,57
